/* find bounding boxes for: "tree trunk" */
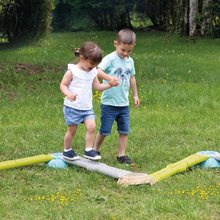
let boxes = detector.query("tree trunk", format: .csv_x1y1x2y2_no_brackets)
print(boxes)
189,0,198,36
182,0,189,35
201,0,212,36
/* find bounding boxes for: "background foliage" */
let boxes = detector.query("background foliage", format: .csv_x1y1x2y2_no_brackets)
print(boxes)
0,0,53,43
51,0,220,37
1,0,220,43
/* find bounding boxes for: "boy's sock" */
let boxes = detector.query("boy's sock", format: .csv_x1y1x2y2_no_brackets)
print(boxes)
64,148,72,152
85,147,93,151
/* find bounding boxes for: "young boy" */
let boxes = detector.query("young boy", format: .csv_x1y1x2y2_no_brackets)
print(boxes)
94,29,140,164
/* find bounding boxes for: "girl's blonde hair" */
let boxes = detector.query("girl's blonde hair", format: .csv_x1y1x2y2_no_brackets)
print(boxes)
74,41,102,64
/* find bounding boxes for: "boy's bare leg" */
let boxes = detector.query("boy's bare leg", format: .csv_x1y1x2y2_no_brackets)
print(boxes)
94,132,106,151
118,134,128,156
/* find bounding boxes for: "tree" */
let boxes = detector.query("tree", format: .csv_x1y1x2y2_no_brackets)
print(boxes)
189,0,198,36
211,0,220,37
200,0,220,37
0,0,54,43
52,0,135,31
88,0,134,30
135,0,220,37
201,0,212,35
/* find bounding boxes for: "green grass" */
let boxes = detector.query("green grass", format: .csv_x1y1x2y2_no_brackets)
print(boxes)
0,32,220,220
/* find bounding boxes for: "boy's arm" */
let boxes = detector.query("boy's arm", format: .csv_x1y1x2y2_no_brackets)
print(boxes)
60,70,77,102
97,68,119,86
130,75,140,108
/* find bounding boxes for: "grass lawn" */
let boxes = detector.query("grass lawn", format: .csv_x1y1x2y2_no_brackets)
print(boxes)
0,31,220,220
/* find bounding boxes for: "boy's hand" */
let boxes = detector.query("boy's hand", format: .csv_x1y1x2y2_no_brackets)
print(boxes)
66,92,77,102
133,96,140,108
108,76,119,87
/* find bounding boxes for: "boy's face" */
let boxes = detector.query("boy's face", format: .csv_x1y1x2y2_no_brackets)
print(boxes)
114,40,134,59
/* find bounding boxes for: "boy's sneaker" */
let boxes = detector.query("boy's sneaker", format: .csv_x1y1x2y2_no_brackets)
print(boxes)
95,150,101,156
84,149,101,161
62,149,79,161
117,155,134,165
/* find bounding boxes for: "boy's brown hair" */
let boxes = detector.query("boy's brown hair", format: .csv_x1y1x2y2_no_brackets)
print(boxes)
116,29,136,45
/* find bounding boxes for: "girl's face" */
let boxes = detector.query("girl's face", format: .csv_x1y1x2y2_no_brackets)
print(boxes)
79,56,97,72
114,41,134,59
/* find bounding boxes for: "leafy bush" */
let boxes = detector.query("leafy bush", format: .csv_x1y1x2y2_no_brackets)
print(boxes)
52,2,97,32
0,0,54,43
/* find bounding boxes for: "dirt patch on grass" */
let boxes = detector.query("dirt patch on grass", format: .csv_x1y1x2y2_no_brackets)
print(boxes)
15,63,64,75
0,62,64,75
15,63,43,75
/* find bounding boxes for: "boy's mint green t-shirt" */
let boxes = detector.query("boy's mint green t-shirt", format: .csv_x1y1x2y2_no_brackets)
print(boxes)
98,51,135,107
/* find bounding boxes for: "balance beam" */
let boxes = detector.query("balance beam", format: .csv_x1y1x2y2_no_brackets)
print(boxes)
64,153,210,187
0,154,53,170
64,157,154,186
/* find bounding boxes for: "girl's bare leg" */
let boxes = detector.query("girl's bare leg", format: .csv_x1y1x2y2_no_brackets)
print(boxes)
64,125,77,149
84,119,96,148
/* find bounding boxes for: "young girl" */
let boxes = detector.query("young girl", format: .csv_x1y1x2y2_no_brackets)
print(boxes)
60,41,118,161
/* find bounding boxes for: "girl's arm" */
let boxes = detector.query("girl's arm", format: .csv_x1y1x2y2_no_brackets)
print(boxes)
130,76,140,108
97,68,119,86
92,76,112,91
60,70,77,101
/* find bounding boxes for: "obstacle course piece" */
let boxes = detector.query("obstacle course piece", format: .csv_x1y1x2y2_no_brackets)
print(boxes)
0,154,53,170
117,172,154,186
118,153,209,186
64,156,154,186
148,153,209,185
63,156,134,178
197,151,220,168
1,150,219,187
63,152,213,187
199,158,220,168
47,153,68,169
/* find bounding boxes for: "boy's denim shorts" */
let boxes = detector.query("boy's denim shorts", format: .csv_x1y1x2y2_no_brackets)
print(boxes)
99,104,130,136
63,105,95,126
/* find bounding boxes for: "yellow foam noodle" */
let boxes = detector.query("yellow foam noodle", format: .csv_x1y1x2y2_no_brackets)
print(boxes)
149,153,209,184
0,154,53,170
